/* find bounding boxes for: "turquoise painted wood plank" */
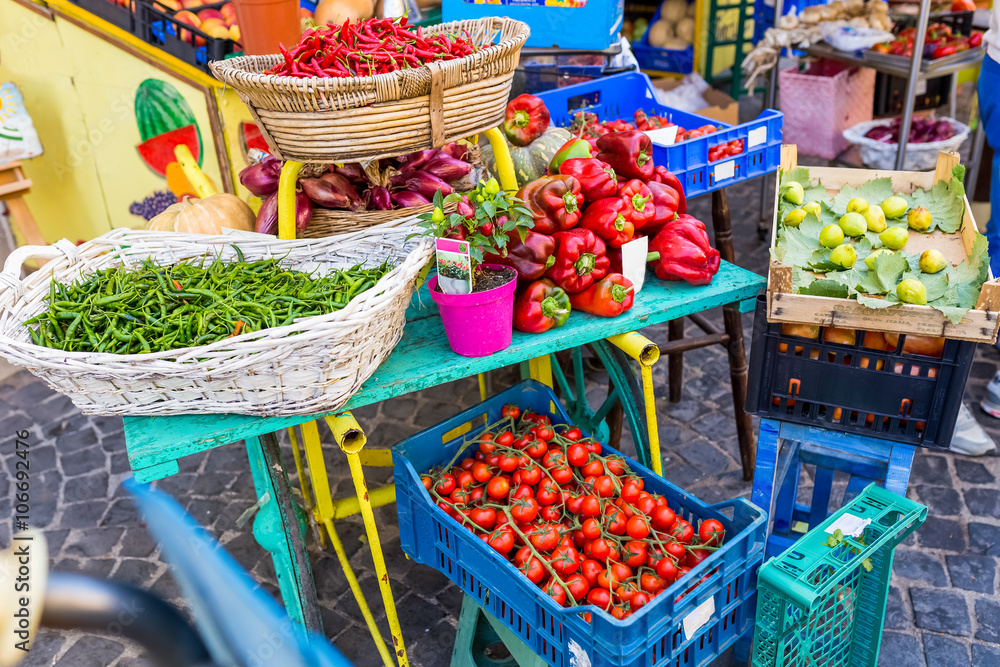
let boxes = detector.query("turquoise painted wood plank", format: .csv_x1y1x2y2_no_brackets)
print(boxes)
124,261,765,473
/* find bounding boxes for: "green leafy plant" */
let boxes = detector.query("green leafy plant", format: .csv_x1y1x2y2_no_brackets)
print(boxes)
824,529,873,573
415,178,534,288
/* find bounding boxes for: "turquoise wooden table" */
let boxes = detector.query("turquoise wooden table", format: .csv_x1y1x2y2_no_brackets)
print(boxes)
122,259,766,665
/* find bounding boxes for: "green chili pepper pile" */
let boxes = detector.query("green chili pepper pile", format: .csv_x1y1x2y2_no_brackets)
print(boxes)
25,255,394,355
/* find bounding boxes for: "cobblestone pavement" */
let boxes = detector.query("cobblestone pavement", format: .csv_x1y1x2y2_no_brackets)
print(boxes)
2,174,998,667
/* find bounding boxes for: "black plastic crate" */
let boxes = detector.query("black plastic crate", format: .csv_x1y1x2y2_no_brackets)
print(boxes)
136,0,237,72
873,71,951,117
69,0,136,33
745,296,975,449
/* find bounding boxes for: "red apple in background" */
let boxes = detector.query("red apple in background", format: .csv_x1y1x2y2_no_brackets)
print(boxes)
175,10,205,46
197,8,224,22
220,2,237,26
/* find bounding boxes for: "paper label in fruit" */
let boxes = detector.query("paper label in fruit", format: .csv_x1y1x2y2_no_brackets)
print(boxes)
713,160,736,182
436,238,473,295
682,597,715,640
645,126,679,146
826,513,871,539
621,235,648,294
748,126,767,149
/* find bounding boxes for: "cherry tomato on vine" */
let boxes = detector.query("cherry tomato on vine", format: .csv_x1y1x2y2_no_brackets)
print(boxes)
487,526,515,554
469,487,485,503
582,459,605,477
533,425,555,442
651,505,676,531
520,464,542,486
421,475,433,490
469,507,496,531
459,457,476,471
549,465,572,485
597,568,622,591
565,573,590,601
510,497,539,522
498,454,520,473
540,505,562,522
622,540,648,568
519,555,546,584
594,475,616,498
583,440,601,455
524,438,548,459
605,457,626,475
566,443,589,467
550,544,582,576
615,580,641,602
435,474,456,495
655,557,678,582
604,506,628,536
501,404,520,420
671,519,694,544
542,449,565,469
614,498,634,519
528,524,561,552
640,572,664,594
587,588,612,610
698,518,725,546
588,537,614,561
536,479,562,506
580,494,602,518
626,515,650,540
562,427,583,441
495,431,514,447
564,493,584,514
511,485,534,501
665,541,686,561
544,579,567,606
486,476,510,500
610,605,629,620
686,547,711,569
580,559,603,587
581,517,602,540
449,487,472,506
620,478,642,503
471,462,492,484
631,592,651,610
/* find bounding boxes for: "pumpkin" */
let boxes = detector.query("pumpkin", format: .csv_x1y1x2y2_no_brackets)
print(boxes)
481,126,572,189
147,194,255,234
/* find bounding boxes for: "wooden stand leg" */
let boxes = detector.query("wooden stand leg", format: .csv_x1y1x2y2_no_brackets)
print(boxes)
667,319,684,403
722,303,756,481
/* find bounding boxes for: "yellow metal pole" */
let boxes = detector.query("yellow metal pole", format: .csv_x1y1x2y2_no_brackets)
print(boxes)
278,161,304,241
482,128,518,193
607,332,663,475
478,373,488,401
330,483,397,519
326,413,410,667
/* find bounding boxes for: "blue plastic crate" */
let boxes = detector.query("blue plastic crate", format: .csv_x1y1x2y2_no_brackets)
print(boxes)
523,63,606,94
394,380,766,667
536,72,783,198
631,0,695,73
442,0,624,50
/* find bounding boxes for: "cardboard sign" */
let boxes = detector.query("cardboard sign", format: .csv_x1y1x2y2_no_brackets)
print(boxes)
620,235,648,293
436,238,473,294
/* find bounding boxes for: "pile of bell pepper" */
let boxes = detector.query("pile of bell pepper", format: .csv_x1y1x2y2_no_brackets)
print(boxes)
485,100,722,336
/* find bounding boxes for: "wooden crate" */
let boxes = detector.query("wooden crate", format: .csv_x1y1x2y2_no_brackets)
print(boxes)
767,145,1000,343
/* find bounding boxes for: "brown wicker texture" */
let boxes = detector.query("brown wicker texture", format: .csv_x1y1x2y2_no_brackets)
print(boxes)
302,144,484,237
209,17,529,163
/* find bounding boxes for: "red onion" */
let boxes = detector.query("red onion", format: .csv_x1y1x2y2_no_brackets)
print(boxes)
399,149,439,173
300,178,352,210
370,186,392,210
256,193,278,235
390,172,452,200
296,191,312,231
391,191,432,208
319,172,363,209
439,142,468,161
240,159,281,197
421,155,472,183
335,163,368,184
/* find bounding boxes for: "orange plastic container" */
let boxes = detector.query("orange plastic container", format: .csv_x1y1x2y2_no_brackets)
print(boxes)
231,0,299,55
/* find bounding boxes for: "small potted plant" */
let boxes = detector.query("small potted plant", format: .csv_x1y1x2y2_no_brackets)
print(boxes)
416,178,533,357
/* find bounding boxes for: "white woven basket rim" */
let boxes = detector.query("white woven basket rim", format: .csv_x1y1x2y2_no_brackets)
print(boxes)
0,222,433,374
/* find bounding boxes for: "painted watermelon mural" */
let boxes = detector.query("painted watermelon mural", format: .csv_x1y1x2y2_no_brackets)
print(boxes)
241,122,270,154
134,79,203,175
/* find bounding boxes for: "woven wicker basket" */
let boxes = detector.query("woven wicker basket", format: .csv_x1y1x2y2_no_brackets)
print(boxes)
0,223,433,417
303,144,485,238
209,17,529,164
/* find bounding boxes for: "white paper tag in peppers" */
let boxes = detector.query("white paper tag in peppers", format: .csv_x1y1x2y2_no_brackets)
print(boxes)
620,235,648,294
436,238,473,295
645,125,679,146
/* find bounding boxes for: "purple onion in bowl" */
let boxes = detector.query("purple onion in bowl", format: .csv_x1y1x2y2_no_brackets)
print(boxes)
370,186,392,210
256,193,278,235
421,155,472,183
391,191,432,208
300,178,352,210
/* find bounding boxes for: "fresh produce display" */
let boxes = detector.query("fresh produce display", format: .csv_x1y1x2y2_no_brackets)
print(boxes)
871,23,982,59
24,256,393,354
146,193,255,234
240,142,476,232
646,214,721,285
262,17,487,79
417,407,726,618
773,165,990,323
863,117,956,144
153,0,243,43
504,94,551,147
513,279,571,333
481,126,573,189
571,110,724,145
626,0,697,51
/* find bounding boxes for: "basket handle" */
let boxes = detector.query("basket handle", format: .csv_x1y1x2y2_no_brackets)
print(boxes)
0,239,81,292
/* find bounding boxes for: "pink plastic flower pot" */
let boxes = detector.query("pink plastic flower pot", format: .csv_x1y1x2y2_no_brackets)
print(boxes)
429,265,517,358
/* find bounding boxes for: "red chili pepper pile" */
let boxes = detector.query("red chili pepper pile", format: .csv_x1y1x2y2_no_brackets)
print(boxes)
263,17,486,79
419,407,727,619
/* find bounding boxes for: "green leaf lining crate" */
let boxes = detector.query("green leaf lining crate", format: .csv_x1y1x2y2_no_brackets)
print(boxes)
750,483,927,667
767,145,1000,343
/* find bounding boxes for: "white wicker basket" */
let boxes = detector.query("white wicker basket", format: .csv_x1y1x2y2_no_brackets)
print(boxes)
842,117,970,171
0,222,433,417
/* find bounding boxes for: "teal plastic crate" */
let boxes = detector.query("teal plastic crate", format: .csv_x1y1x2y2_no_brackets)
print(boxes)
751,484,927,667
394,380,767,667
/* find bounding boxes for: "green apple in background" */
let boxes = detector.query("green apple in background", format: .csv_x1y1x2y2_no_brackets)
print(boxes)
820,224,845,248
881,196,908,219
839,212,867,237
830,244,857,269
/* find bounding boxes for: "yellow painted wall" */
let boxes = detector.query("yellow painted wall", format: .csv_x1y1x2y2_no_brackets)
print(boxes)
0,0,252,243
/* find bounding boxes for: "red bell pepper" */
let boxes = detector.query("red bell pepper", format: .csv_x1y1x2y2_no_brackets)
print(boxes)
518,175,584,235
503,94,551,147
646,214,720,286
559,158,618,202
616,179,655,231
642,180,682,237
579,197,634,248
513,279,572,333
548,138,595,175
651,166,686,215
596,131,654,181
546,228,610,293
483,229,556,282
569,273,634,317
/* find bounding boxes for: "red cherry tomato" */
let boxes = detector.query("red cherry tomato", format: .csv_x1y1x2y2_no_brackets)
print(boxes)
565,573,590,601
580,494,602,517
587,588,612,610
594,475,616,498
501,404,520,420
581,517,602,540
435,474,456,495
544,579,567,606
622,540,648,568
698,518,726,546
486,476,510,500
510,497,539,523
487,526,515,554
651,505,676,531
471,462,492,484
670,519,694,544
567,443,589,467
421,475,433,490
655,557,678,582
626,515,650,540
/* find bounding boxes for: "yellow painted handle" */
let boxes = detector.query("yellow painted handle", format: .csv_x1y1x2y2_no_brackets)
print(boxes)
278,160,304,241
483,127,518,193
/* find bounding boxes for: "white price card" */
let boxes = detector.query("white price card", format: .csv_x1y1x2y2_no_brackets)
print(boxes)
825,513,871,539
620,236,648,294
682,597,716,640
748,126,768,149
713,160,736,182
645,125,680,146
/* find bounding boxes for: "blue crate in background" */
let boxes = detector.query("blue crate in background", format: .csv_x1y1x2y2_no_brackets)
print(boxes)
443,0,624,50
631,0,695,73
536,72,783,197
394,380,766,667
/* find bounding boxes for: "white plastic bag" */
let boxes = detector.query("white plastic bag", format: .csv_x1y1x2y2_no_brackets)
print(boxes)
822,25,894,52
